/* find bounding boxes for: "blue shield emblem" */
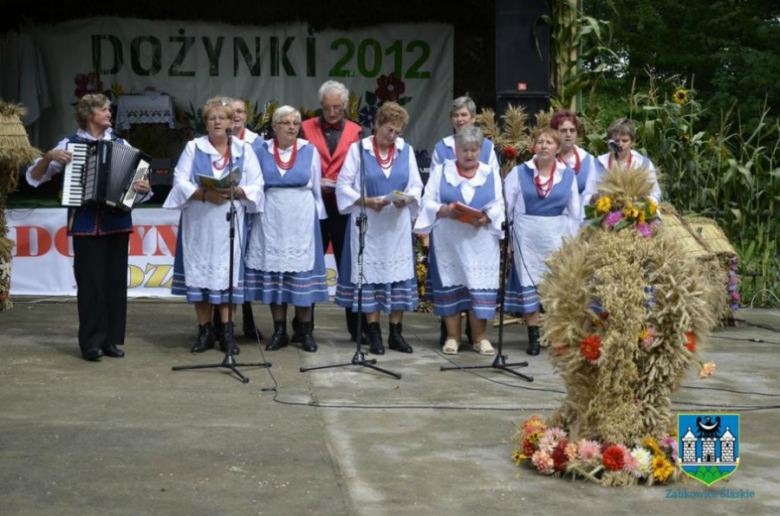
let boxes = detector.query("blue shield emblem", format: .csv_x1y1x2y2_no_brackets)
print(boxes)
677,413,740,486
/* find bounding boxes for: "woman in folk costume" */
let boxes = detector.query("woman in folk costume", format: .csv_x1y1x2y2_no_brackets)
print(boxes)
551,109,597,213
582,117,661,206
414,126,505,356
207,98,266,343
335,101,423,355
505,127,581,356
245,106,329,353
430,95,500,345
164,97,264,355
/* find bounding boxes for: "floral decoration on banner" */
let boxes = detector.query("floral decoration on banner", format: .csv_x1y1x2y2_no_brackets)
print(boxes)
585,194,660,238
512,416,681,485
338,73,413,134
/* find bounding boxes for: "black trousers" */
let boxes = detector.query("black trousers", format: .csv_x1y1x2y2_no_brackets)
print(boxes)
72,233,129,355
320,190,365,337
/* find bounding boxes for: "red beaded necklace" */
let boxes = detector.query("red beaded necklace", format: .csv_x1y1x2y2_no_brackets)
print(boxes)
534,160,556,198
209,137,230,171
608,151,633,170
558,147,581,174
456,162,477,179
372,136,395,168
238,128,246,141
274,138,297,170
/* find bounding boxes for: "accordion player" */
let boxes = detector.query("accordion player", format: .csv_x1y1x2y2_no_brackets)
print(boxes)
62,140,151,212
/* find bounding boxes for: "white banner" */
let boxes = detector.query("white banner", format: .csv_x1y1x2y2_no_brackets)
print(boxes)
7,208,339,298
23,18,453,158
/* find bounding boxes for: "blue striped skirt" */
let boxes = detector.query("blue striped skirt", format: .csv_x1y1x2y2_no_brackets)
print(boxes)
171,214,247,305
504,263,540,313
425,235,498,319
244,215,330,306
334,227,418,313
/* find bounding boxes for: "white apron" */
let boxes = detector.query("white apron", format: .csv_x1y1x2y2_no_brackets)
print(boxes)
512,214,568,287
246,187,315,273
350,205,415,284
432,218,500,289
182,201,246,290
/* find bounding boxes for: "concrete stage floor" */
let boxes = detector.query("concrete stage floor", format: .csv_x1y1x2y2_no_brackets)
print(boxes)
1,299,779,515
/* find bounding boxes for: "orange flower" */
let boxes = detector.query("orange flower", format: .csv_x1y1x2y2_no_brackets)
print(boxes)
699,362,716,378
685,332,696,353
580,335,602,363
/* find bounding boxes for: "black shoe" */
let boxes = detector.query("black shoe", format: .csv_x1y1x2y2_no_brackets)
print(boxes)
242,303,263,340
367,322,384,355
219,321,240,355
526,325,541,356
298,322,317,353
212,309,223,343
388,322,413,353
266,321,289,351
104,344,125,358
291,317,302,343
191,323,215,353
83,347,103,361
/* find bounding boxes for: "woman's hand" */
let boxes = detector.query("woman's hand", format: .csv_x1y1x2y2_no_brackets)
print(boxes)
436,204,460,219
216,187,245,200
45,148,72,165
204,188,227,204
132,177,151,195
392,198,412,209
363,197,390,212
471,213,491,228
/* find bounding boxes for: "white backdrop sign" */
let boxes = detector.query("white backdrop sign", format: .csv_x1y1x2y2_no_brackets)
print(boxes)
7,208,339,298
24,18,454,157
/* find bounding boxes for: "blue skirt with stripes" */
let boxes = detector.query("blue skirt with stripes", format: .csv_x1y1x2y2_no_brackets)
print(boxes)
504,263,540,313
244,215,330,306
171,214,247,305
334,229,418,313
425,235,498,319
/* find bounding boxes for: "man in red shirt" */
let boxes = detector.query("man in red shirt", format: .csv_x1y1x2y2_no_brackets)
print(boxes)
301,81,364,342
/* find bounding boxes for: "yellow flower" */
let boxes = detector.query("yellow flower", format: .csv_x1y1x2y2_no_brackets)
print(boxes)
638,211,646,224
623,205,639,219
673,88,689,105
652,454,675,482
595,196,612,214
643,437,662,455
647,198,658,216
111,83,124,98
637,327,649,341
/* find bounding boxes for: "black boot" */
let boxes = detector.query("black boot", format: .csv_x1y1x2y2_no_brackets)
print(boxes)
219,321,241,355
242,302,262,340
266,321,289,351
367,322,385,355
388,322,413,353
291,316,302,343
526,325,541,356
191,322,215,353
347,310,369,344
298,322,317,353
212,307,223,343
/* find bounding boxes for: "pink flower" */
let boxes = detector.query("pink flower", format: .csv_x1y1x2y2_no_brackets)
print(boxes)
699,362,716,378
623,450,640,475
635,222,652,238
731,291,741,302
531,450,555,475
661,438,678,462
564,442,578,463
576,439,602,462
538,435,556,453
640,326,657,350
545,427,568,441
604,211,624,228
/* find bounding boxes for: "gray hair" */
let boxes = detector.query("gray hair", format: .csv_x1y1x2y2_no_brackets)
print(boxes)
608,117,637,141
272,105,302,125
318,80,349,105
451,95,477,117
454,125,484,149
74,94,110,129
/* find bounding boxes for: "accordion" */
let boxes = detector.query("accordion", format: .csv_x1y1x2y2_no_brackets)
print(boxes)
62,141,151,212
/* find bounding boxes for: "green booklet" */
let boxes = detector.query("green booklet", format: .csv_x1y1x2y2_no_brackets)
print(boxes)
196,167,241,189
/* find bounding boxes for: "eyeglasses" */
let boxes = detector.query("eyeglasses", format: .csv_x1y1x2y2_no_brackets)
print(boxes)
321,104,344,113
276,120,301,127
381,125,403,137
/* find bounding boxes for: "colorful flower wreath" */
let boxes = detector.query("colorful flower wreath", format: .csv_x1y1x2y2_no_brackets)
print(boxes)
584,195,660,238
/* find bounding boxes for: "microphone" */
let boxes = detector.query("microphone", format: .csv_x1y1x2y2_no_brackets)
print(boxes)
607,139,621,155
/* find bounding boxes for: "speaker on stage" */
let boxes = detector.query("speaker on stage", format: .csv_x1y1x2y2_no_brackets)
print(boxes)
495,0,551,120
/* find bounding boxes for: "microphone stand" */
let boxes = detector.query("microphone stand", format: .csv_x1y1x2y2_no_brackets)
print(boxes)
301,132,401,379
173,128,271,383
441,146,533,381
